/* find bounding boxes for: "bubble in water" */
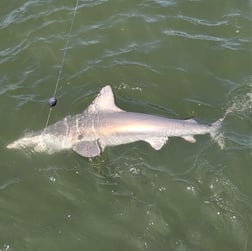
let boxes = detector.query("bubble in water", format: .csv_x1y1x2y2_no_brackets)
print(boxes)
225,80,252,115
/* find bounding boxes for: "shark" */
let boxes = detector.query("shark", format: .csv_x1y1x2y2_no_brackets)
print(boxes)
7,85,225,158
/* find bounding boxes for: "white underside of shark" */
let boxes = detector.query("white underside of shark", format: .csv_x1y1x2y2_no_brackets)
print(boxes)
7,85,224,158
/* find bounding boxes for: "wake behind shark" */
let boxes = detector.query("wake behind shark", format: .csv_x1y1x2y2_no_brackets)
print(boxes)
7,85,225,158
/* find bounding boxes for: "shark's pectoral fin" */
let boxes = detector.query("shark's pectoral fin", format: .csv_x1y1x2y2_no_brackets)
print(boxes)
182,135,196,143
73,140,101,158
145,137,168,150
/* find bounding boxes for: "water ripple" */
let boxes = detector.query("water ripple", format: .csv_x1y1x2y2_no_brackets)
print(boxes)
177,14,228,27
0,177,21,190
0,38,29,63
1,2,72,29
163,29,243,50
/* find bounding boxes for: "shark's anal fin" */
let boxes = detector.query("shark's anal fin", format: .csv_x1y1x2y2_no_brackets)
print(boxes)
145,137,168,150
73,140,101,158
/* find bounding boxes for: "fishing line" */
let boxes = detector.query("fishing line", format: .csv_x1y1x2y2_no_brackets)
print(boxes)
45,0,80,128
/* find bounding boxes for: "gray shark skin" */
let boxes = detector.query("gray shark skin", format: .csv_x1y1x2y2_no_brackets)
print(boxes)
7,85,224,158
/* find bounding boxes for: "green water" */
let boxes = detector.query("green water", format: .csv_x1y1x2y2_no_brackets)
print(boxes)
0,0,252,250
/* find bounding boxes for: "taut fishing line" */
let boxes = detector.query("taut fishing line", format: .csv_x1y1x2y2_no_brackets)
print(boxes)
45,0,80,127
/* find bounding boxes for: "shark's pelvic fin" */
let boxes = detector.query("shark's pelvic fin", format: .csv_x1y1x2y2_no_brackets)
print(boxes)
145,137,168,150
182,135,196,143
87,85,124,113
73,140,101,158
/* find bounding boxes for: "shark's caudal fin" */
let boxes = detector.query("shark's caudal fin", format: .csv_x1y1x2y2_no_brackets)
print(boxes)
210,110,230,148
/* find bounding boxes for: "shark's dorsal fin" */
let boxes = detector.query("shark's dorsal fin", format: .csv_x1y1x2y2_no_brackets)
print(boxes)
87,85,124,113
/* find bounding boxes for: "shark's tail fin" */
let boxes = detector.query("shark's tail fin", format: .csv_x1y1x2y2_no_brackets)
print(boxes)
210,110,230,149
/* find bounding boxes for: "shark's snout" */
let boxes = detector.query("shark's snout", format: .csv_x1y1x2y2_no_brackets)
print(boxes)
6,135,39,150
7,138,30,149
6,142,16,149
7,133,73,154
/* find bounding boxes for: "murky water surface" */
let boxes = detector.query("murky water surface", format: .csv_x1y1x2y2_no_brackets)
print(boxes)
0,1,251,250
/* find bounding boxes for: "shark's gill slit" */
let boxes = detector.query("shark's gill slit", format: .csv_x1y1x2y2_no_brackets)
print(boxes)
45,0,80,128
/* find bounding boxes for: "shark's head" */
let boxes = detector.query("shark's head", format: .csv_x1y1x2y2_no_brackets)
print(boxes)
7,132,72,154
7,133,48,153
